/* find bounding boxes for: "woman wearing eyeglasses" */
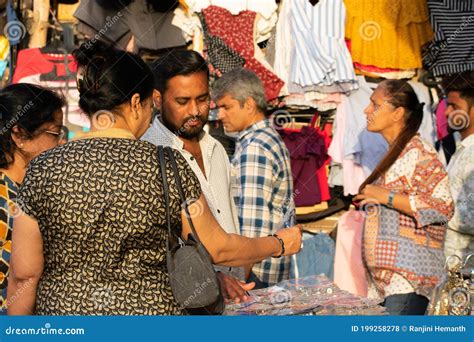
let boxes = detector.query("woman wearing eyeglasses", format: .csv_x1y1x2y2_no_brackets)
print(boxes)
0,83,65,314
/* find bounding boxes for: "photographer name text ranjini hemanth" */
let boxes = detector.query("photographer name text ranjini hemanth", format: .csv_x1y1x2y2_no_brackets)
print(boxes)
409,325,466,333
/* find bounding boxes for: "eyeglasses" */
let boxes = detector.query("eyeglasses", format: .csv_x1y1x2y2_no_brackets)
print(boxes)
44,129,66,141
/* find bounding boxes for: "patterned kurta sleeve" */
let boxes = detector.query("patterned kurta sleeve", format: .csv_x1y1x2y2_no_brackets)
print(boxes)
408,150,454,228
235,142,276,238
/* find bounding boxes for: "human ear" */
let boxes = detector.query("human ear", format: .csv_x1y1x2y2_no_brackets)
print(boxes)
130,93,141,120
10,125,27,148
244,97,256,113
153,89,162,111
392,107,405,122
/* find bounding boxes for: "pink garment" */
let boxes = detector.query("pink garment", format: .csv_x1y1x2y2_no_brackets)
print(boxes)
203,5,284,100
436,98,449,140
328,99,367,195
334,210,368,297
317,125,331,202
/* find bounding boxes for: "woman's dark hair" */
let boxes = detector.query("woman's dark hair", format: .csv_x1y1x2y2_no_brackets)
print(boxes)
359,80,424,191
0,83,65,168
73,40,154,115
152,50,209,94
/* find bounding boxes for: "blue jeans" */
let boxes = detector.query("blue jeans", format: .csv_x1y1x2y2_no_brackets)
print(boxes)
382,293,429,315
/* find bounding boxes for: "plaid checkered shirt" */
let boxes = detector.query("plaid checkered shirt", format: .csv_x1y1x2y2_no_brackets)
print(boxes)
231,119,295,286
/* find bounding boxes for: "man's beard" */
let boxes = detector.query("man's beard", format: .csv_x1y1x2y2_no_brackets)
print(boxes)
161,110,208,139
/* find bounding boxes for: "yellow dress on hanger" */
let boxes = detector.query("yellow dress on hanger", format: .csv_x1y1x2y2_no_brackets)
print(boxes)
345,0,433,69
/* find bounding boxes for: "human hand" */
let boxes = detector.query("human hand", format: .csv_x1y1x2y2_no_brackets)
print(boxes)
217,272,255,304
353,184,390,206
275,224,303,256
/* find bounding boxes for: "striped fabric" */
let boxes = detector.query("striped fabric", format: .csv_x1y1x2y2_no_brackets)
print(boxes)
424,0,474,76
289,0,357,93
231,119,295,286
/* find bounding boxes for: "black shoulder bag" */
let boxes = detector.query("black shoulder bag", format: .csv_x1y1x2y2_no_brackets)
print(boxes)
157,146,224,315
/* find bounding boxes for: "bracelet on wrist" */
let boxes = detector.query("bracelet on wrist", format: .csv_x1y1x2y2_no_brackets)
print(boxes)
269,233,285,258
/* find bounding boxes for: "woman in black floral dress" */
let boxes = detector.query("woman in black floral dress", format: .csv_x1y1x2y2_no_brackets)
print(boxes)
7,42,302,315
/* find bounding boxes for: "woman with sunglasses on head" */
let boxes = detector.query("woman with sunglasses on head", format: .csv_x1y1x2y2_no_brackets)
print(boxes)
354,80,454,315
7,41,302,315
0,83,65,314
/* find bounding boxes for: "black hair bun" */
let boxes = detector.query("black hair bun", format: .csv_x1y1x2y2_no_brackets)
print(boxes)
72,39,154,116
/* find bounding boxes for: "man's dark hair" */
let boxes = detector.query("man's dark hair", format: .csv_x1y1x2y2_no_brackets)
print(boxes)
151,50,209,93
441,71,474,107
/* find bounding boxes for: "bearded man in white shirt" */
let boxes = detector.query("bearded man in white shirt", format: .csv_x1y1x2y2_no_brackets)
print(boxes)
141,50,253,302
441,72,474,267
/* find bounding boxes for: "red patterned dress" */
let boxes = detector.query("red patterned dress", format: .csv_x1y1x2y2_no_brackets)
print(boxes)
202,5,284,100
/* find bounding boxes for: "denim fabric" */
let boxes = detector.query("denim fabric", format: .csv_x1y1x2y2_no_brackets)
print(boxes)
290,232,335,280
382,292,429,315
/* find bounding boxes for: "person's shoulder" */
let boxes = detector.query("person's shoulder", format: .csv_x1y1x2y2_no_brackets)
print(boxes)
404,135,447,170
406,135,437,156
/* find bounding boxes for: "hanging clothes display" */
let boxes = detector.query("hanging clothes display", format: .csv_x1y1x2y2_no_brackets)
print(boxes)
202,5,284,100
197,12,245,74
288,0,357,93
345,0,433,70
74,0,186,51
423,0,474,76
12,48,89,128
278,120,328,207
353,63,417,80
273,0,357,109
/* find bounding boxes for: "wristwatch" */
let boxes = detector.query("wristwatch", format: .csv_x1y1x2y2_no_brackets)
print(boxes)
387,191,396,209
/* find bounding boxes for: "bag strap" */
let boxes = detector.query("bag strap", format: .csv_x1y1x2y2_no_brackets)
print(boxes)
164,146,203,244
157,146,172,244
